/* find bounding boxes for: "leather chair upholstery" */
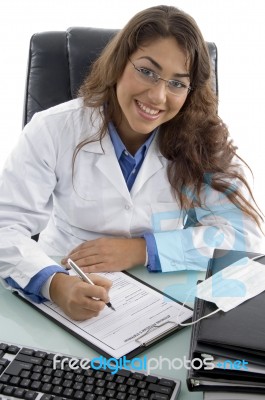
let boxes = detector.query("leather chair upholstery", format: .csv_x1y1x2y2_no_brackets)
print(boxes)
23,27,218,127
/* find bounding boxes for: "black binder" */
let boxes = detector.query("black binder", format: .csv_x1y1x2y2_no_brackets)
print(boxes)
187,249,265,394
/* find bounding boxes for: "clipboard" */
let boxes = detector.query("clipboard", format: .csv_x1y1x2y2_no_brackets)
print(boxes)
13,270,193,360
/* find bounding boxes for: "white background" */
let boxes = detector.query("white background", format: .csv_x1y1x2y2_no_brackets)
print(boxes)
0,0,264,212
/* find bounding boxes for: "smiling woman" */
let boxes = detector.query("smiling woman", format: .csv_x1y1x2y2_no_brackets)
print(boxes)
115,37,190,151
0,4,264,321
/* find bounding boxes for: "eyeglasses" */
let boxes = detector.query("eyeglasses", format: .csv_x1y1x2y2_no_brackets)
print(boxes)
129,59,192,97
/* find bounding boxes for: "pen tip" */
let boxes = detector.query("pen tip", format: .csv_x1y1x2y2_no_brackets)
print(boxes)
106,302,116,311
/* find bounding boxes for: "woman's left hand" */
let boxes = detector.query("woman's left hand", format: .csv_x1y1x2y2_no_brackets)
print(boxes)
61,237,146,273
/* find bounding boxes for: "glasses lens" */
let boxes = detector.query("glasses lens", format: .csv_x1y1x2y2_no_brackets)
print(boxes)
168,81,189,96
135,67,157,84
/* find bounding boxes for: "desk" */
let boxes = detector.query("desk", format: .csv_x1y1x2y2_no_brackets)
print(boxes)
0,266,205,400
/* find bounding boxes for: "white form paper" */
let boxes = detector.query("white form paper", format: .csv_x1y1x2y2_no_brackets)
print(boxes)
19,271,193,359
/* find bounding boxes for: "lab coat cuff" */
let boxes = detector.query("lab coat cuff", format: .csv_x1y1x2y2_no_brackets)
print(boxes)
154,230,186,272
5,265,68,303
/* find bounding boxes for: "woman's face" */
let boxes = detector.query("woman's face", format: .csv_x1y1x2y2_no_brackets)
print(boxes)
115,36,191,146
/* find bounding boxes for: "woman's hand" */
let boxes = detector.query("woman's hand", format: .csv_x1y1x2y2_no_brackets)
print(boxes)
49,272,112,321
61,237,146,273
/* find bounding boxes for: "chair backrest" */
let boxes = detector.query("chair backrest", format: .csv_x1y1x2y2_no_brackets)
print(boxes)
23,27,218,127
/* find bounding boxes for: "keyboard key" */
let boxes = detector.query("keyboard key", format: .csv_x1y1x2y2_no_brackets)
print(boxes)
159,378,176,387
24,389,38,399
9,376,20,386
4,360,32,376
41,383,53,393
52,385,63,395
117,384,127,392
0,359,9,368
106,381,116,389
139,389,150,397
116,369,131,377
131,372,145,380
13,387,26,397
137,380,147,388
150,393,170,400
105,388,116,397
35,351,48,358
116,393,127,400
20,378,31,387
63,387,74,397
21,347,35,356
74,389,85,398
146,375,159,383
115,375,125,384
148,383,172,395
128,386,138,394
31,380,42,390
2,385,14,396
84,395,96,400
0,374,10,383
15,353,42,365
62,379,72,388
20,370,31,379
7,345,20,354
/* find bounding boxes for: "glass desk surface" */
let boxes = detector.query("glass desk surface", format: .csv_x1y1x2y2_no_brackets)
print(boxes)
0,265,205,400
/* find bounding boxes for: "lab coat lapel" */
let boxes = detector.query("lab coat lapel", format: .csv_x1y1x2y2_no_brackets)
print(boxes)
130,138,164,197
81,134,131,203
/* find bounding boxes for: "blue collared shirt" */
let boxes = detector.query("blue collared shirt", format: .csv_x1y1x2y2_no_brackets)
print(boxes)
108,122,154,191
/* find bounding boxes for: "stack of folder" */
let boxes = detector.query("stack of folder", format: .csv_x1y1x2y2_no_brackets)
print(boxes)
186,249,265,397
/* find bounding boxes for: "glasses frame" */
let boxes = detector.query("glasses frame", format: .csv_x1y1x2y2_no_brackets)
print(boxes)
129,59,192,96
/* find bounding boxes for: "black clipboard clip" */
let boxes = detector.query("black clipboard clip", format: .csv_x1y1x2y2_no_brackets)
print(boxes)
135,321,178,346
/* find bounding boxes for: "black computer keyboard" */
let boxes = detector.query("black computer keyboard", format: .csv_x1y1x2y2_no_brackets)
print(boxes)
0,341,181,400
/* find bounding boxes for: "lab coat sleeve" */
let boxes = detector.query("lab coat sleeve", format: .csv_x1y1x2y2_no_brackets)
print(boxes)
0,112,64,289
153,173,265,272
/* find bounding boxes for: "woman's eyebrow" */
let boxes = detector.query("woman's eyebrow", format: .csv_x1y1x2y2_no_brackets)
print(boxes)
137,56,190,78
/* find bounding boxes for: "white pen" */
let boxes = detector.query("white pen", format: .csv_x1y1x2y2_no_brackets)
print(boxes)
67,258,116,311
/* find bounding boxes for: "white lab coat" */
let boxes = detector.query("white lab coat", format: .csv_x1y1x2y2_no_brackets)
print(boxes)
0,98,264,289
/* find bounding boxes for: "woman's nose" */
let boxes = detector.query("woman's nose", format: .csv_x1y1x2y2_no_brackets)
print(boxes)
147,80,167,104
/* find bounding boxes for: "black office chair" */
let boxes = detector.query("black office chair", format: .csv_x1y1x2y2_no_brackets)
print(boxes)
23,27,218,127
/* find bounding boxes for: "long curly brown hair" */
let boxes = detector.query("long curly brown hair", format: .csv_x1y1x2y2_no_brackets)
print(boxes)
77,5,263,227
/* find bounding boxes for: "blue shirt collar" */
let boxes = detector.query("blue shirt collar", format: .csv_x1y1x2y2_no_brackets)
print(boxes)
108,122,156,160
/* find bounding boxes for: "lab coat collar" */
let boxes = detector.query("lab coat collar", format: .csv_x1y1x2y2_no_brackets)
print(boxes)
79,110,164,200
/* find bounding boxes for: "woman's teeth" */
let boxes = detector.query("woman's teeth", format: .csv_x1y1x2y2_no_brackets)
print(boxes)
137,101,159,115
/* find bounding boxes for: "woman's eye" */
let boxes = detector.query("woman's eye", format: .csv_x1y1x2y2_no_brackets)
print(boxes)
170,80,184,88
139,68,155,78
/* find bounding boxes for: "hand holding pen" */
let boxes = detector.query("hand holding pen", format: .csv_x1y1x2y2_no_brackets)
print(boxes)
67,258,116,311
